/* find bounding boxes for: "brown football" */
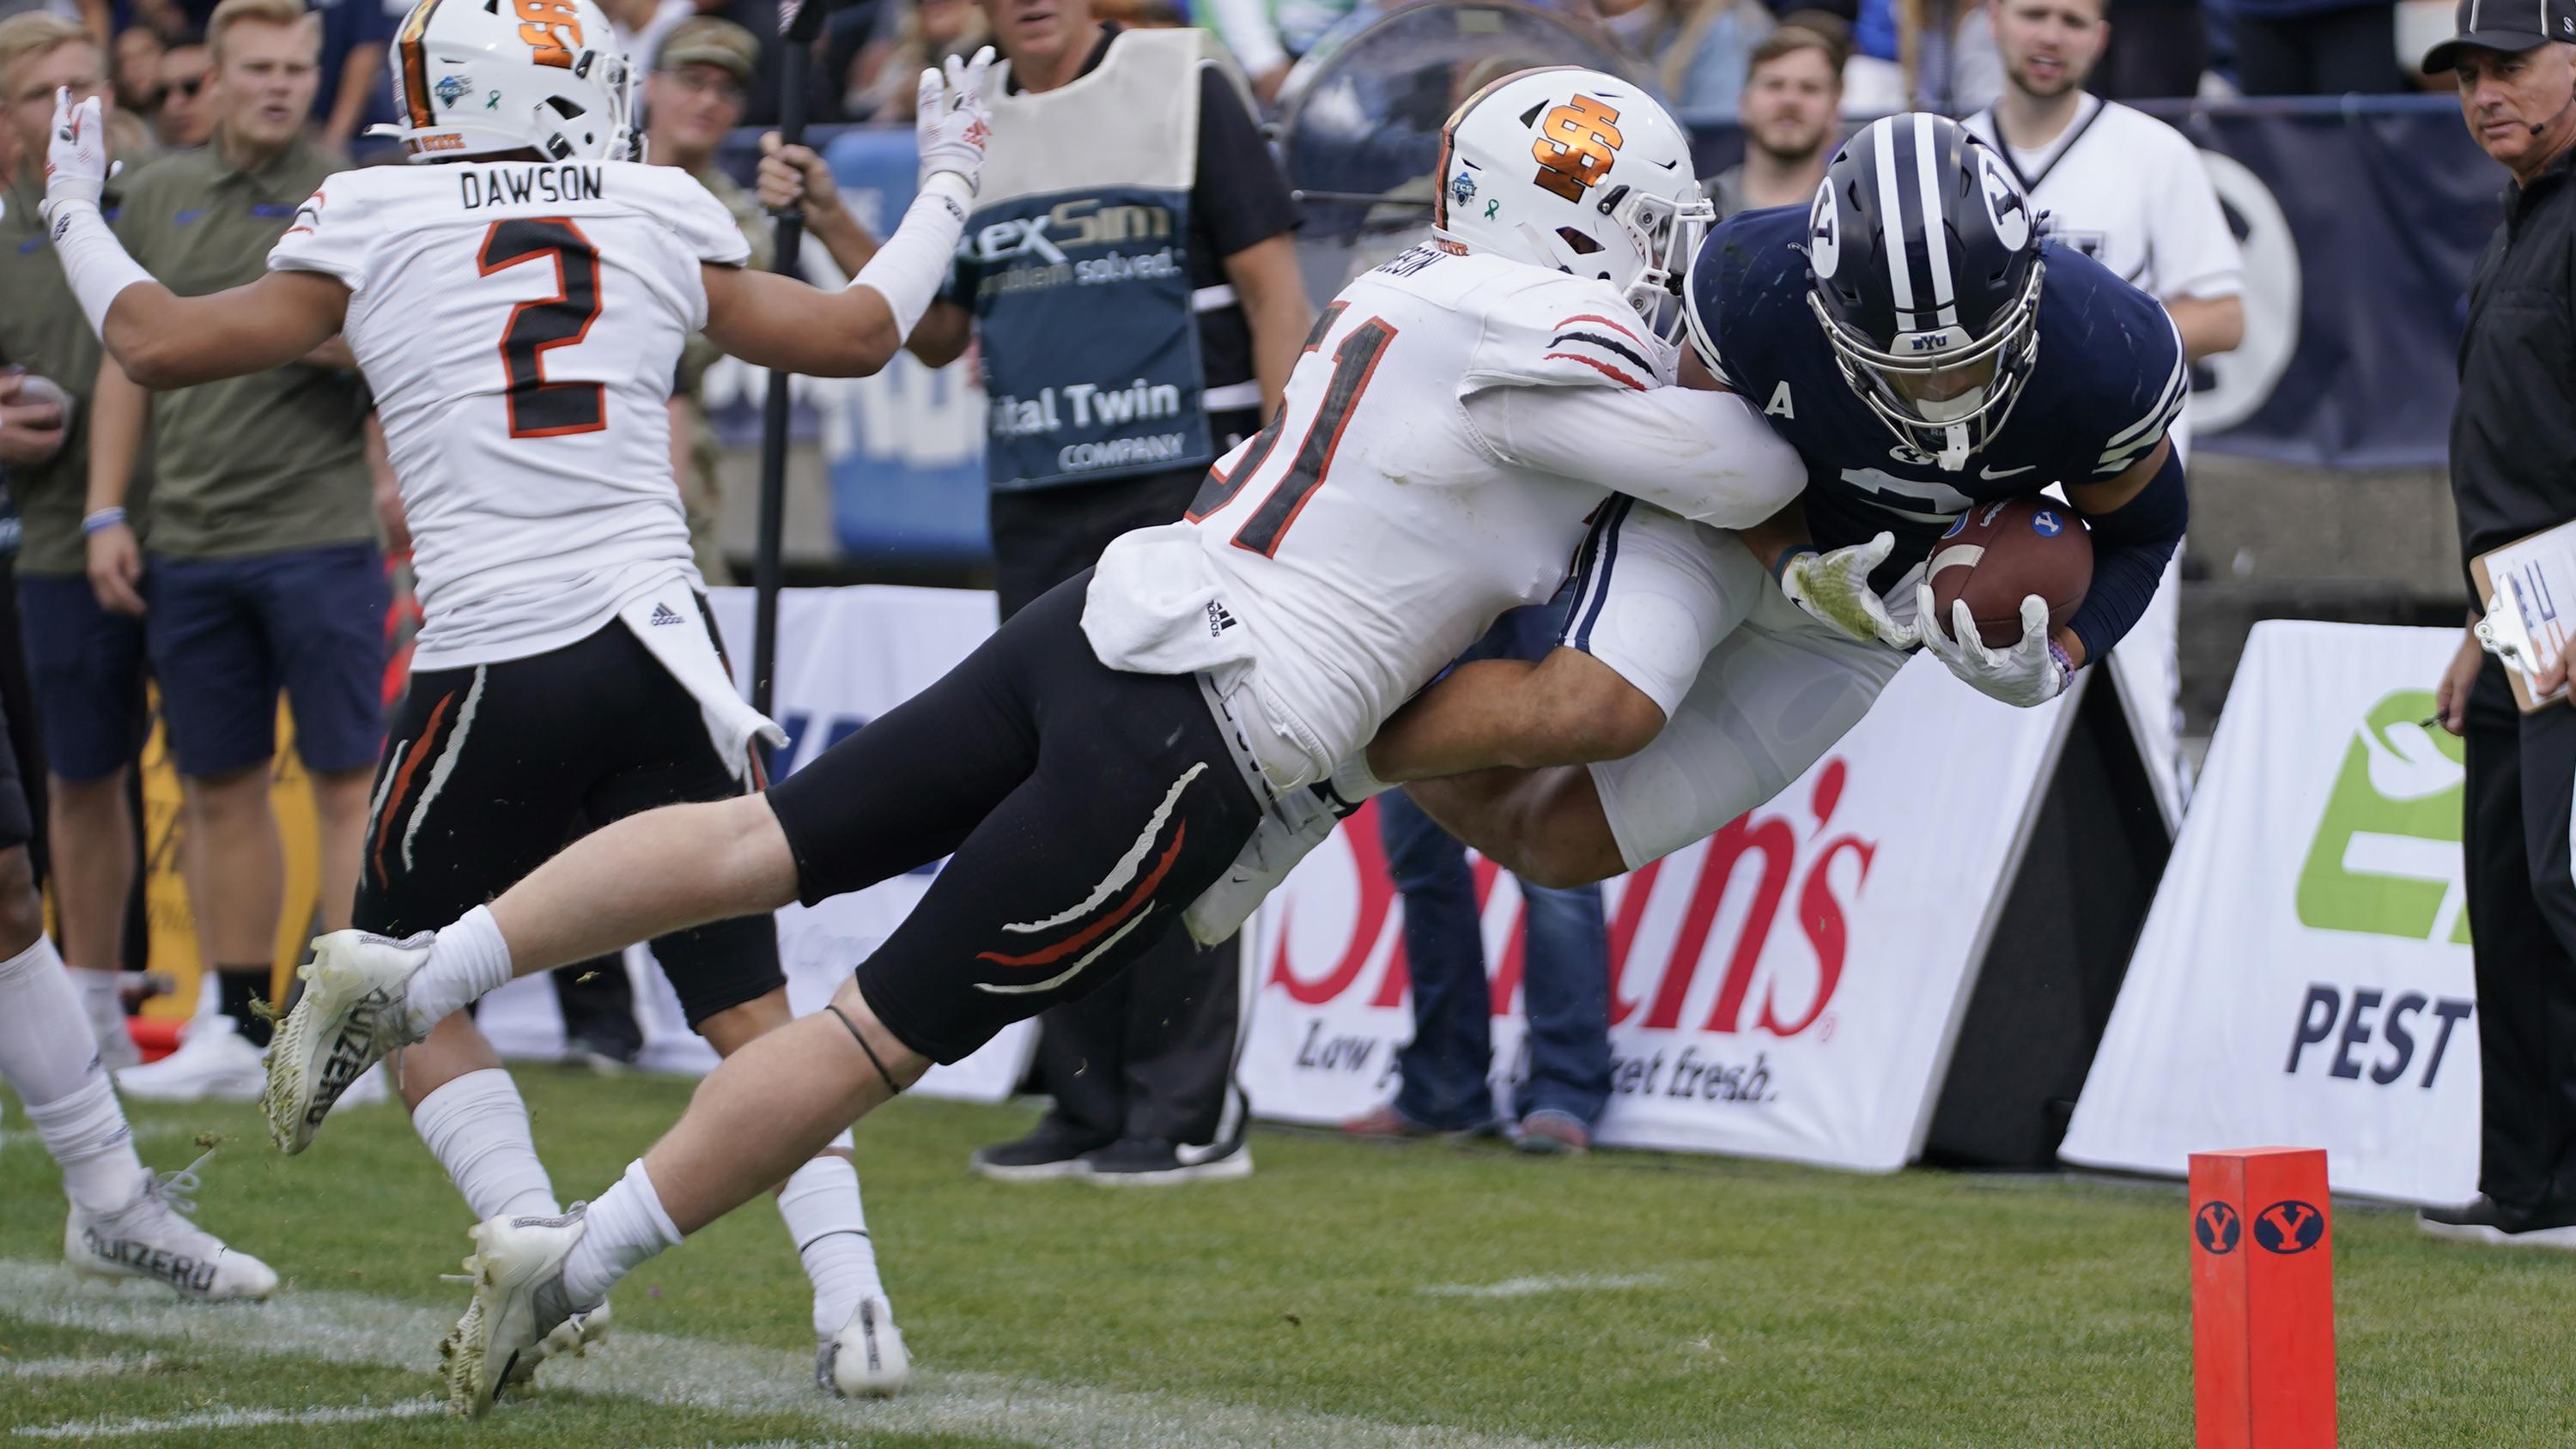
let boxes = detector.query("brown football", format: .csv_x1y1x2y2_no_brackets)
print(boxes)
1923,496,2093,648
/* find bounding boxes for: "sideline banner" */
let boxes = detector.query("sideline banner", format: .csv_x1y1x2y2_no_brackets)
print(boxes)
2061,622,2479,1205
1239,658,2079,1171
477,585,1035,1102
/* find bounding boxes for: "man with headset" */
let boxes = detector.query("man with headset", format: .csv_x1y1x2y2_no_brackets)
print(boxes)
2426,0,2576,1248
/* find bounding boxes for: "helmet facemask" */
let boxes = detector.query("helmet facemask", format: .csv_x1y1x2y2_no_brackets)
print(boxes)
1814,238,2044,470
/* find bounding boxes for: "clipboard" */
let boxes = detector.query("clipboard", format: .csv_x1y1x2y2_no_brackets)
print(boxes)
2471,520,2576,712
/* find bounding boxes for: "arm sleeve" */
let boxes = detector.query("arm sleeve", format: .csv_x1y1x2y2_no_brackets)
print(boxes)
2065,441,2187,663
1193,65,1298,258
266,179,373,290
1461,383,1805,530
2151,134,2243,301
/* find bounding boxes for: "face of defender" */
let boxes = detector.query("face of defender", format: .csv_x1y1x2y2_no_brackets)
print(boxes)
212,16,319,151
4,36,106,169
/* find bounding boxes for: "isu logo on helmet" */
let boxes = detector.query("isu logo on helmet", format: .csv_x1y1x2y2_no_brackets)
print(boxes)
1432,67,1706,345
1531,95,1621,202
512,0,584,68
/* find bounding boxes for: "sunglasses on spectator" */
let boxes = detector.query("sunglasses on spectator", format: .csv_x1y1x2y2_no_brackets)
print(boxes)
167,75,204,97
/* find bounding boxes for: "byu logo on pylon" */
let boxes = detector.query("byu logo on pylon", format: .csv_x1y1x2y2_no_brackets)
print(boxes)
2193,1201,2240,1255
2252,1199,2325,1255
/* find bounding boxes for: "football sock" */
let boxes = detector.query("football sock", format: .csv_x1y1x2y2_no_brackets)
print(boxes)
562,1157,681,1309
216,967,274,1048
404,906,514,1037
413,1068,559,1220
0,935,147,1214
777,1136,884,1337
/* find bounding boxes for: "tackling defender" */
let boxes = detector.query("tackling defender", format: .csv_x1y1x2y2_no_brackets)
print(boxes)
37,0,997,1395
1191,112,2192,915
232,67,1805,1414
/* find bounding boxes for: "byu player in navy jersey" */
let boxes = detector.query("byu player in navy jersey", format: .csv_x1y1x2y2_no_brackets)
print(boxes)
1230,113,2193,896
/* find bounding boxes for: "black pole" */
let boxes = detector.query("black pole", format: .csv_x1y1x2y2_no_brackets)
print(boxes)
751,0,832,738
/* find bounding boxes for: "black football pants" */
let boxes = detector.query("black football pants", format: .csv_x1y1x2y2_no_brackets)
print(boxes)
2462,658,2576,1211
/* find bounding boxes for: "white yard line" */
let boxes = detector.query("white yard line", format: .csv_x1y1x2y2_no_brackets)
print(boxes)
1418,1273,1669,1300
13,1399,440,1440
0,1260,1571,1449
2,1355,160,1379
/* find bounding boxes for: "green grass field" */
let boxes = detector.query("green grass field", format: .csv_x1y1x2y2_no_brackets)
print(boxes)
1,1071,2566,1447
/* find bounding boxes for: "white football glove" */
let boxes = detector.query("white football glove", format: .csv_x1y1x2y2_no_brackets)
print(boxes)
1917,589,2072,709
914,46,993,195
39,88,118,227
1777,533,1917,649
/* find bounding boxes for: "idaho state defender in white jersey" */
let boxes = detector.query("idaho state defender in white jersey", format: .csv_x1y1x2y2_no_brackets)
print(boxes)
37,0,1000,1402
272,160,748,670
234,66,1801,1416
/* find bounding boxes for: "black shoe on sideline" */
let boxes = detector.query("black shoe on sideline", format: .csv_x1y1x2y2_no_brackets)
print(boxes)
969,1119,1115,1182
1085,1135,1254,1185
2418,1195,2576,1248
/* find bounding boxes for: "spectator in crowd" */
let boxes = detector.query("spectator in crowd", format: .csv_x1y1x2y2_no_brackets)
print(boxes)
87,0,385,1101
1707,25,1844,215
798,0,1309,1183
2425,0,2576,1248
1967,0,2243,391
112,22,161,109
2234,0,2404,91
153,32,210,146
1342,604,1615,1155
306,0,391,155
0,12,151,1067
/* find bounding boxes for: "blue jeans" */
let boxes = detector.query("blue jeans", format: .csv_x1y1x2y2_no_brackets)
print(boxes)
1380,604,1613,1131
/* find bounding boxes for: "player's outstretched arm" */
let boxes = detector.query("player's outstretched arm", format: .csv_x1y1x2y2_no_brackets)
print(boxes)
703,48,992,380
1462,382,1804,530
39,89,345,387
1365,650,1665,785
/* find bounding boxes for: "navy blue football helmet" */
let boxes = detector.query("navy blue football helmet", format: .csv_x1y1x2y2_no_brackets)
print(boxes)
1801,113,2044,469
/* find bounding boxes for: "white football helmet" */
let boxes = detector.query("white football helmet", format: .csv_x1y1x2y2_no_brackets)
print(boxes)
373,0,634,163
1431,67,1705,341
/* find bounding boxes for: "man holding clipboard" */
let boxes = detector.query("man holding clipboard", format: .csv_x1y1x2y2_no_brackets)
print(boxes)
2426,0,2576,1247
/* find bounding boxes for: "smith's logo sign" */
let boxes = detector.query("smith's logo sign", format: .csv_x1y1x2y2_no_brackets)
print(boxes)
2295,689,2471,944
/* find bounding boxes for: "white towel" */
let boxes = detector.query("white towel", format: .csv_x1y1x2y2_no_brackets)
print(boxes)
617,581,785,783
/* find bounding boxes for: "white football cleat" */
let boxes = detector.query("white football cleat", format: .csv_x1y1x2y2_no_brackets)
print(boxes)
264,930,432,1154
115,1016,264,1102
817,1295,910,1397
64,1154,278,1300
440,1206,588,1418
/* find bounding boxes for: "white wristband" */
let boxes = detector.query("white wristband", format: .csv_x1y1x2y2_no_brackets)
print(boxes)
849,171,971,343
46,202,153,340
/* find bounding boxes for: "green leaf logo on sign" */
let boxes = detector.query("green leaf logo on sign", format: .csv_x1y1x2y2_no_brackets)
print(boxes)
2294,689,2470,943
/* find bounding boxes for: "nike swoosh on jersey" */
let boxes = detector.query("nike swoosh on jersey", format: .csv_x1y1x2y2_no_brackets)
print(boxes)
1979,464,2036,479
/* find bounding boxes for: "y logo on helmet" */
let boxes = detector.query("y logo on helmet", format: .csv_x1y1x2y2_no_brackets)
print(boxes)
1807,178,1839,280
1530,96,1621,203
513,0,584,69
1974,150,2030,252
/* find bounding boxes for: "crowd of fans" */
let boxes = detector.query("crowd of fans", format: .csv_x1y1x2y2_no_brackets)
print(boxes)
0,0,2460,183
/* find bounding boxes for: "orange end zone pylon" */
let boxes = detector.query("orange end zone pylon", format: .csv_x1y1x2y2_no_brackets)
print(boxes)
2190,1148,2336,1448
